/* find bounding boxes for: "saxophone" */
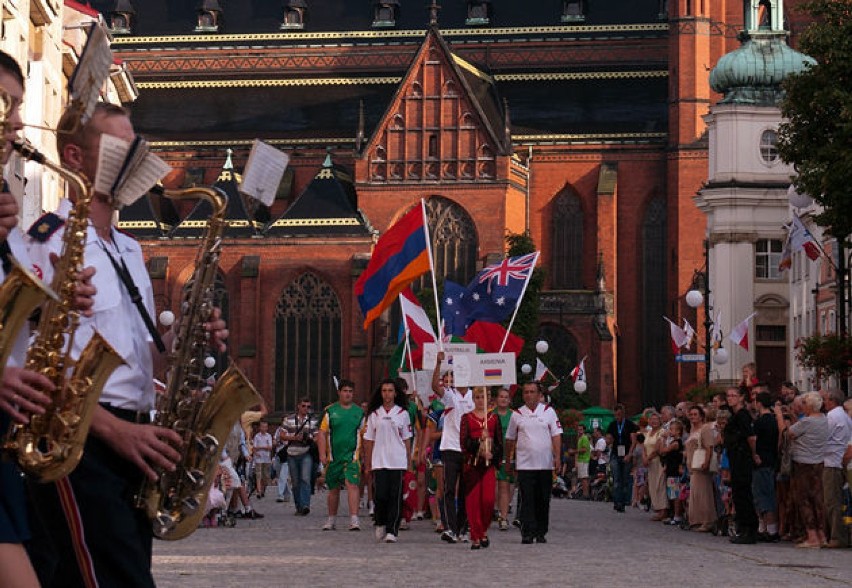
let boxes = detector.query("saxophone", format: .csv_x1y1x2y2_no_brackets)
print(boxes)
136,186,261,540
0,91,58,384
2,141,126,482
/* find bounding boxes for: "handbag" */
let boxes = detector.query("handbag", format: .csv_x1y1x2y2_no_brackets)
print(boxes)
691,448,708,471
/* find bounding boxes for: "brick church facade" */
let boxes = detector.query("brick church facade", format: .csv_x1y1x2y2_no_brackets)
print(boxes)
84,0,811,412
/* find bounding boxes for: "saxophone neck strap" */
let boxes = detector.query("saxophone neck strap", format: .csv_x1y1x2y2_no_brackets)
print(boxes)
0,180,12,275
98,234,166,353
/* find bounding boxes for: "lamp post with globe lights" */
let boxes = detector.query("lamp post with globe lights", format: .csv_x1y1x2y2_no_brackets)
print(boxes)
685,239,728,386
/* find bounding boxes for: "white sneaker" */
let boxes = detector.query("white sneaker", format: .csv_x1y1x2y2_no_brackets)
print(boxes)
384,533,398,543
374,525,386,542
413,511,425,521
349,517,361,531
322,518,335,531
459,533,470,543
399,519,409,531
368,503,374,516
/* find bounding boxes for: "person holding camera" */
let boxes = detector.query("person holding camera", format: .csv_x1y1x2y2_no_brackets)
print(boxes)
281,397,318,515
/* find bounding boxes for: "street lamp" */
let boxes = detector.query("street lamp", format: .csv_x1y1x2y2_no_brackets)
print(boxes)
685,239,728,386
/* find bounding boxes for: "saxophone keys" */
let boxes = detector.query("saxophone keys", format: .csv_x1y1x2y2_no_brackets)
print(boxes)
185,468,206,490
181,495,201,515
154,512,177,537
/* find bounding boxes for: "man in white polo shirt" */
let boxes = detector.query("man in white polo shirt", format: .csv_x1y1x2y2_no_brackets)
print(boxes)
431,350,474,543
506,381,562,544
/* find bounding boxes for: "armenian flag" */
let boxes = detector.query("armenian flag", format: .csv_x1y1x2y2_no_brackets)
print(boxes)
355,205,430,328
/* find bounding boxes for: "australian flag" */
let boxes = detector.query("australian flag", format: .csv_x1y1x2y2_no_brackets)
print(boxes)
465,252,539,323
441,280,469,337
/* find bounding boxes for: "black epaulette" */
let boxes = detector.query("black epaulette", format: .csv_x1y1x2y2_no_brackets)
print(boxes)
27,213,65,242
115,226,139,241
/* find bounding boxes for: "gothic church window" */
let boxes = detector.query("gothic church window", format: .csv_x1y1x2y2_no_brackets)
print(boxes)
641,198,667,408
425,197,478,285
551,188,583,289
274,273,342,411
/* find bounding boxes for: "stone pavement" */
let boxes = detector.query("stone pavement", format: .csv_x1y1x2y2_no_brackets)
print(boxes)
153,490,852,588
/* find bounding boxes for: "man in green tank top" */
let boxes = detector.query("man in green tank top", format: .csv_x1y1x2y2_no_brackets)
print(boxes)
575,423,591,499
318,379,364,531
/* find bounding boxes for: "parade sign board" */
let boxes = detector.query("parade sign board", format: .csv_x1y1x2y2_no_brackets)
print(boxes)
453,353,517,387
422,342,477,370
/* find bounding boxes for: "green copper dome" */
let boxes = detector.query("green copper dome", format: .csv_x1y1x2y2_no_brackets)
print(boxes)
709,31,816,106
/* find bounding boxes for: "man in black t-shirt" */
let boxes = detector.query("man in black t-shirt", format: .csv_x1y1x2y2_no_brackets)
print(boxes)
606,404,638,513
724,387,758,544
751,391,779,541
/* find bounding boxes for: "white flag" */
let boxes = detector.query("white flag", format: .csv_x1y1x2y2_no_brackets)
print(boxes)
729,312,757,351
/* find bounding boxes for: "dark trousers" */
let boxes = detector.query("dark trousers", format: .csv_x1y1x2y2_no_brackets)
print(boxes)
26,435,154,588
373,469,404,536
611,456,631,508
517,469,552,539
730,455,758,534
442,450,467,535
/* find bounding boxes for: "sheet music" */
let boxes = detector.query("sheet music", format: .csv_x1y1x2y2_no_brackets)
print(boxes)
69,23,113,124
240,139,289,206
95,134,172,209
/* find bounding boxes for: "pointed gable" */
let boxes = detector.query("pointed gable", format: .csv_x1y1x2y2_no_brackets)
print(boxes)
169,149,262,239
265,154,371,237
117,191,179,239
363,25,510,184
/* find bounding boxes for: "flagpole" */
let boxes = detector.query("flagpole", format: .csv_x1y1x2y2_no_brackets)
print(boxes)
499,251,540,352
421,198,444,351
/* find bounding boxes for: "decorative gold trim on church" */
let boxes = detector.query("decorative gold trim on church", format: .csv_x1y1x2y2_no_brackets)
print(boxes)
136,70,667,90
112,23,668,45
268,218,362,227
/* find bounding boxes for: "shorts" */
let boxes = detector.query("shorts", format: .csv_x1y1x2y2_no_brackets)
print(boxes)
577,461,589,480
635,467,647,486
666,476,682,500
496,463,515,483
751,466,776,514
220,457,242,489
325,459,361,490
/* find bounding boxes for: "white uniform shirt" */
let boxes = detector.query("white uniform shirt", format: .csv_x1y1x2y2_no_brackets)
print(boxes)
824,406,852,469
2,227,36,366
363,405,412,470
439,387,474,453
505,403,562,471
27,199,155,411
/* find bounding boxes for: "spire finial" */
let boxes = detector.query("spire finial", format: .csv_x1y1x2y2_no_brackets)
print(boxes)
224,148,234,170
428,0,440,26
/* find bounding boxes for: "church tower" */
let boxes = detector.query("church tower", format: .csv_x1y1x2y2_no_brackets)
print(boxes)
694,0,814,388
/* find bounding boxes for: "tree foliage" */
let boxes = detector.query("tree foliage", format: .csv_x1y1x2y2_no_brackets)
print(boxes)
777,0,852,241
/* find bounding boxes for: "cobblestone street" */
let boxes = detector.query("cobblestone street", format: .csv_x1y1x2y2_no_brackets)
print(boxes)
153,490,852,587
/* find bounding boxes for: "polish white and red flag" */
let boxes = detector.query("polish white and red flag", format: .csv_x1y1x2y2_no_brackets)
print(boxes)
570,356,587,384
729,312,757,351
665,317,689,353
779,214,821,271
399,287,437,346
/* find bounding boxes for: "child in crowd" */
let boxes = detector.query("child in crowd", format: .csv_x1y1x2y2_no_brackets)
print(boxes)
660,420,685,525
631,432,648,510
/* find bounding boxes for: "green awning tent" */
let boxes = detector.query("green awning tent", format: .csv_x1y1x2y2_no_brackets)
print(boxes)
582,406,615,432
